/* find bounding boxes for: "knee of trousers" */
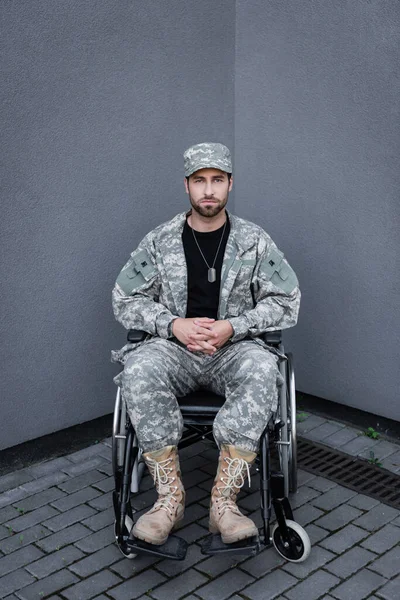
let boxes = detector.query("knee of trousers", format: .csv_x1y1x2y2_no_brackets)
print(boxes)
121,356,169,398
230,354,280,391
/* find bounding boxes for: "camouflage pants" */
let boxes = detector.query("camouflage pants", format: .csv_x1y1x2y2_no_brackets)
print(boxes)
121,338,283,453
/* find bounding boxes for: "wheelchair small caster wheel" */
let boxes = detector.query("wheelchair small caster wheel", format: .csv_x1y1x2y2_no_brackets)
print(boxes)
272,520,311,563
114,518,137,560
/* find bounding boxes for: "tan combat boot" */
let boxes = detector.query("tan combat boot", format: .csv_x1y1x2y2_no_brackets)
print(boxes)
209,444,258,544
132,445,185,545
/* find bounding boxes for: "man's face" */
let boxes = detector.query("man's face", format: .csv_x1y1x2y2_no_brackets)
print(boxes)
184,168,233,218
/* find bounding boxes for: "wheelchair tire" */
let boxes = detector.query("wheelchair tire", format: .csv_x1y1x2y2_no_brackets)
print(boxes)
114,517,137,560
271,520,311,563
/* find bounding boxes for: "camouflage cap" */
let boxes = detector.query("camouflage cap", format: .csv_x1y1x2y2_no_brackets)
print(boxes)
183,142,232,177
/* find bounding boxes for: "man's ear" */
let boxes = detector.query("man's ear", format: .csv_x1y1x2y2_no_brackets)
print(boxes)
228,176,233,191
184,177,189,194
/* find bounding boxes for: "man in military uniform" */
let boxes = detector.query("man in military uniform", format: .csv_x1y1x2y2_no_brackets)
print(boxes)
112,142,300,546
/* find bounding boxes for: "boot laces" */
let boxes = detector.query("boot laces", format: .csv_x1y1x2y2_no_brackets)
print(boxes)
147,457,179,516
216,457,252,516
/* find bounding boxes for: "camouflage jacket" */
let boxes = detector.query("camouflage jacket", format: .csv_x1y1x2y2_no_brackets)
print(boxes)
112,211,300,362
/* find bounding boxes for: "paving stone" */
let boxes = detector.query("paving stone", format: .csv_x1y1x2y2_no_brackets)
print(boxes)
295,469,316,487
179,503,209,528
156,543,205,578
0,525,12,541
36,523,90,552
43,504,97,532
380,451,400,473
12,488,66,514
346,494,381,511
95,447,112,462
129,488,157,512
0,569,36,597
177,523,209,544
96,463,113,477
0,545,44,577
61,569,122,600
182,469,211,489
62,457,109,477
0,524,52,555
304,523,331,545
110,553,160,578
376,575,400,600
319,524,369,554
184,485,209,506
26,546,84,578
50,487,102,512
196,568,254,600
290,486,321,509
0,507,22,525
292,503,324,526
82,508,114,532
339,435,380,456
322,427,360,448
235,491,259,512
57,471,108,494
5,505,60,533
15,569,79,600
20,472,69,495
311,485,358,511
68,544,122,578
244,568,298,600
66,444,108,464
25,457,73,479
305,422,345,442
306,476,338,493
353,504,399,531
324,545,376,578
357,440,399,461
361,523,400,554
330,568,386,600
107,568,166,600
91,476,115,493
195,549,247,578
181,455,209,473
297,415,327,434
0,488,31,510
368,544,400,578
74,525,114,553
285,570,340,600
282,546,335,578
390,514,400,527
0,472,35,494
150,568,208,600
87,492,113,511
314,504,363,531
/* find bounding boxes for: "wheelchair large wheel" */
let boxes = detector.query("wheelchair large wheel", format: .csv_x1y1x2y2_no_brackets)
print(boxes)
272,520,310,563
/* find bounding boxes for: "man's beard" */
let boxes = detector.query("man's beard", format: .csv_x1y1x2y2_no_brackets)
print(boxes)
189,193,228,218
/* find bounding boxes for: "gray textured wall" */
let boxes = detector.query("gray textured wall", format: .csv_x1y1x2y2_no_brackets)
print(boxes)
235,0,400,420
1,1,234,449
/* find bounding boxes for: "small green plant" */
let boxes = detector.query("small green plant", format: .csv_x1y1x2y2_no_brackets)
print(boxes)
297,411,308,423
16,507,25,514
364,427,380,439
19,534,24,544
7,525,14,535
368,450,382,467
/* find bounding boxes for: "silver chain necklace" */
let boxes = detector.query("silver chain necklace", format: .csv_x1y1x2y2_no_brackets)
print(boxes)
191,219,227,283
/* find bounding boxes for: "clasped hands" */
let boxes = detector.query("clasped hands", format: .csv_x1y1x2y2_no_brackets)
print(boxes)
172,317,233,355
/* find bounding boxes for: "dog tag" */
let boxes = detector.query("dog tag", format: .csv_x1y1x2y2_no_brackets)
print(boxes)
208,268,216,283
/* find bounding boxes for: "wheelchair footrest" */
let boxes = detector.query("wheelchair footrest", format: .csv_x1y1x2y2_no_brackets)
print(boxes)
125,534,188,561
200,532,261,556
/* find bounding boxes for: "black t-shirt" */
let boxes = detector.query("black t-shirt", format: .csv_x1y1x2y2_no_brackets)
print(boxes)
182,216,231,319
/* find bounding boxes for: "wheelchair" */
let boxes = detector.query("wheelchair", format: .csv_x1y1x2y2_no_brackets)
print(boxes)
112,329,311,563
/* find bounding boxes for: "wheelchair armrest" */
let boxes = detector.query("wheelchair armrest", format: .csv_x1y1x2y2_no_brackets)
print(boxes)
262,331,282,345
127,329,147,343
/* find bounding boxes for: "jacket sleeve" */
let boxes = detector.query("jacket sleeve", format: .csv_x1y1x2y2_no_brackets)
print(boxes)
112,234,178,339
227,239,301,343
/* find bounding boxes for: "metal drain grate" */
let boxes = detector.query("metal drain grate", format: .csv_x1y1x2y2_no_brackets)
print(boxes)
297,437,400,510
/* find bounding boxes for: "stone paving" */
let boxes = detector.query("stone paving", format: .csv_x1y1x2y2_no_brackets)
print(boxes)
0,412,399,600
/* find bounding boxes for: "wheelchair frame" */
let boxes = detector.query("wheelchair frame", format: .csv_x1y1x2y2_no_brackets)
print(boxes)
112,331,310,563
